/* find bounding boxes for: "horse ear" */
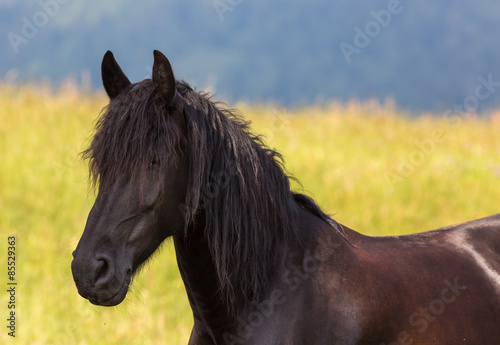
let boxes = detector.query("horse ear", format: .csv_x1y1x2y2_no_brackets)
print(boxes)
101,51,131,99
152,50,176,105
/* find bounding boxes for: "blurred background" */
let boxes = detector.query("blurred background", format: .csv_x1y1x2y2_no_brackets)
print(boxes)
1,1,500,344
2,0,500,112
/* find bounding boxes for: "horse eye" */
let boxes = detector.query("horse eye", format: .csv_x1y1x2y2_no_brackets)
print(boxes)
148,159,160,169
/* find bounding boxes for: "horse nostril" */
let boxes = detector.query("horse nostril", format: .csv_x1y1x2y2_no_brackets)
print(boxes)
95,260,107,282
94,254,114,288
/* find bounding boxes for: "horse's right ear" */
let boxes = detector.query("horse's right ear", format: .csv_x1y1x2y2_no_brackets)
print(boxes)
152,50,176,106
101,51,131,99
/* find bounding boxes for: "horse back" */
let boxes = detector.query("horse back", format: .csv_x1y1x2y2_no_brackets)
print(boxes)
347,213,500,344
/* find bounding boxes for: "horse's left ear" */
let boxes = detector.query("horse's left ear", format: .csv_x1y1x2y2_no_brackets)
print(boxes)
101,51,131,99
152,50,176,105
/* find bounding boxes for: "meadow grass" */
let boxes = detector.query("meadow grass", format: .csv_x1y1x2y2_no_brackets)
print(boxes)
1,84,499,344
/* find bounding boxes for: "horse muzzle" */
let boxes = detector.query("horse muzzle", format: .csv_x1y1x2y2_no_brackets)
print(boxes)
71,251,132,307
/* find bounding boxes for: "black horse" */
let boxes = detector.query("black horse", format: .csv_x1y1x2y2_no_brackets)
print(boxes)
72,50,500,344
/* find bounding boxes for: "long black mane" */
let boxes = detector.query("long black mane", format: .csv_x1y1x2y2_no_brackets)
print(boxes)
83,79,339,305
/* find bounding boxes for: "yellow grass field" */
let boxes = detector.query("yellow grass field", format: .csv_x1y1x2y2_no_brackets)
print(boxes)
1,84,499,344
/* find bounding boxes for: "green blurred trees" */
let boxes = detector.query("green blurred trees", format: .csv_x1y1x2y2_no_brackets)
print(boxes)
1,0,500,112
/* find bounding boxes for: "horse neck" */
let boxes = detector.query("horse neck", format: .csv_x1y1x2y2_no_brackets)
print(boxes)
172,199,356,342
173,223,236,341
